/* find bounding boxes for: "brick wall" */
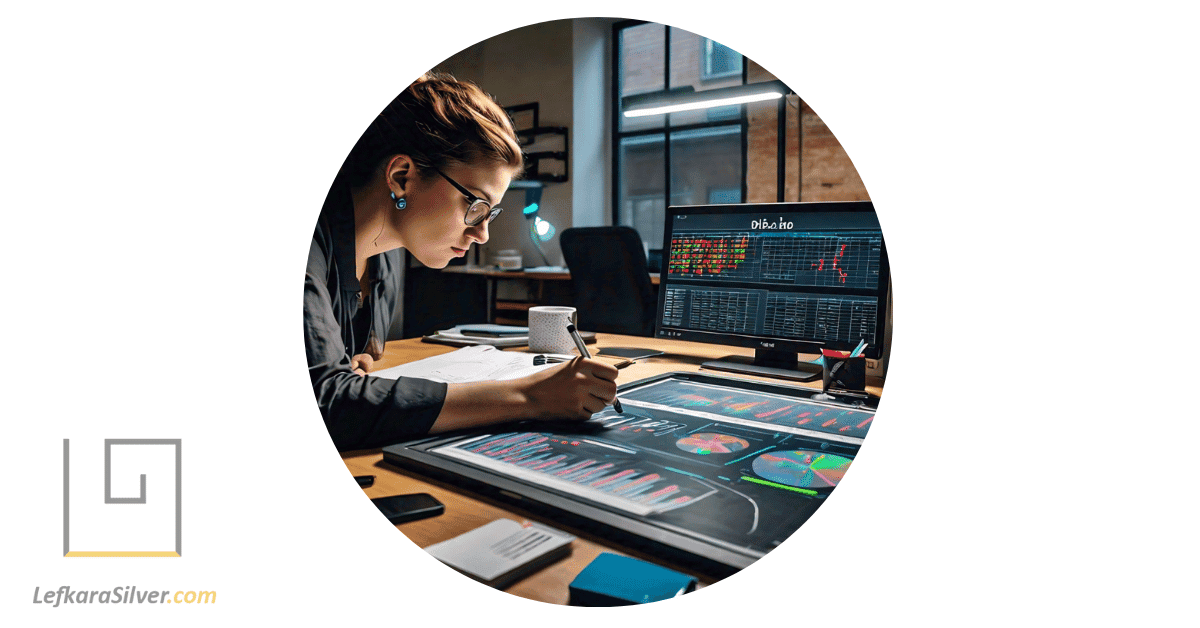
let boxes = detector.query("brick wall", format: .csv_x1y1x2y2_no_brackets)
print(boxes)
621,29,869,203
745,60,870,202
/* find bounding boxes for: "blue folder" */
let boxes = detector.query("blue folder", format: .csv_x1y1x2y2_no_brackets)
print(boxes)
568,552,697,606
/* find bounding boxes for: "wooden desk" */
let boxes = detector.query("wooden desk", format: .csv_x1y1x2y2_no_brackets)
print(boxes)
342,334,883,603
441,266,660,324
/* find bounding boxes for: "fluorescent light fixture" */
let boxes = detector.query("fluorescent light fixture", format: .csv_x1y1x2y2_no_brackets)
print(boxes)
625,91,782,118
622,80,789,118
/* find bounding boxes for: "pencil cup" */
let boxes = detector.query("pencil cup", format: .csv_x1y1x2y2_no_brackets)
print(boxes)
528,306,578,354
821,350,867,393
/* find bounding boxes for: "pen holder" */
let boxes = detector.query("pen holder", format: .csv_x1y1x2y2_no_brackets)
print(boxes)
821,350,866,393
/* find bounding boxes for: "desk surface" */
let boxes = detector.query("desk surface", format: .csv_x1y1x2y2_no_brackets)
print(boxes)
342,334,883,603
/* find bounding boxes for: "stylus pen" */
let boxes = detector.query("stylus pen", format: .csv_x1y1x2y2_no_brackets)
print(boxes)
566,324,623,413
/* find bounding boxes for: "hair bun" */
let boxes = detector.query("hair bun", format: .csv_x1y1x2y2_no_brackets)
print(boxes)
337,72,523,188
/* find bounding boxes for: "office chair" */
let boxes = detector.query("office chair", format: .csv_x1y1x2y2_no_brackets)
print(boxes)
559,226,657,337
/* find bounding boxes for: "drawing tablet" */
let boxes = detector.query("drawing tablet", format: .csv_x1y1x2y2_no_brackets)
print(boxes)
382,372,876,577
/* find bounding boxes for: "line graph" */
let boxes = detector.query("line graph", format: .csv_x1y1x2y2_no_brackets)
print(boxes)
760,233,881,289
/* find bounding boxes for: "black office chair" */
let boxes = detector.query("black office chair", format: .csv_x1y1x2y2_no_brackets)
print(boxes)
559,226,657,337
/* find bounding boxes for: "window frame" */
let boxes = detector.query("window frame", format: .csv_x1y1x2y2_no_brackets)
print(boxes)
610,20,749,240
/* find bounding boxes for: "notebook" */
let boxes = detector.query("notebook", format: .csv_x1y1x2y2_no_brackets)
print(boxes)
424,519,574,589
568,552,697,606
423,328,529,347
457,324,529,337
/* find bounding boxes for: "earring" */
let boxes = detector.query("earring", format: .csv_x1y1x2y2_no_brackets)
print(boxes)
390,192,407,210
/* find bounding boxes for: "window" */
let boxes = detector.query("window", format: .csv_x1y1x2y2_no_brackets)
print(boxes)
613,21,747,249
702,38,742,79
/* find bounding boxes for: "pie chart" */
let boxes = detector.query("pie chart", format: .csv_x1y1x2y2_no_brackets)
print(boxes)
675,433,750,455
751,450,852,489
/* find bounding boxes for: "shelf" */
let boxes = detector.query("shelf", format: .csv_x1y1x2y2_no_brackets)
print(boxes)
494,301,537,311
504,102,568,183
516,125,568,138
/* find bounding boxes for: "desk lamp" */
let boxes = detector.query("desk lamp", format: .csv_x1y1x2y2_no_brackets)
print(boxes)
513,181,556,268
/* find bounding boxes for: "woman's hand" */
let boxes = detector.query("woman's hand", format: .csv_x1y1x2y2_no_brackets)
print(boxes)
518,357,619,421
350,353,374,376
430,357,620,433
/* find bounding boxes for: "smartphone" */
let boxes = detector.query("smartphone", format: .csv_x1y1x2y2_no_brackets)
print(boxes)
371,493,444,524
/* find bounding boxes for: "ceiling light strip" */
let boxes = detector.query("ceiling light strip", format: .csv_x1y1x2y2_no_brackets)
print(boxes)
624,91,784,118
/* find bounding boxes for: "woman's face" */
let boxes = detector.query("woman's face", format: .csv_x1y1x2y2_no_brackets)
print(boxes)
395,160,514,268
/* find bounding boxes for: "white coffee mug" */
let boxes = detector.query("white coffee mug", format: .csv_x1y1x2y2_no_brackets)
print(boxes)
527,306,579,354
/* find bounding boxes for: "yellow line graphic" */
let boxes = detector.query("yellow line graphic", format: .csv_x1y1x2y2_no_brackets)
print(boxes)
65,551,181,557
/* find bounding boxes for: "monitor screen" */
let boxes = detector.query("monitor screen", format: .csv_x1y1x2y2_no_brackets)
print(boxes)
383,371,874,577
655,202,889,377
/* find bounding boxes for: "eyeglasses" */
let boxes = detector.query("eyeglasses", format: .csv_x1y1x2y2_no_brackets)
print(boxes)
433,168,503,226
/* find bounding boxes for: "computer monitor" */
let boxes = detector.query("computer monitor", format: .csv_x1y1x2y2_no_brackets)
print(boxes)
655,202,889,382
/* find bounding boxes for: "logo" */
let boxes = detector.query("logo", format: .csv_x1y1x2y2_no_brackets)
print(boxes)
751,218,794,230
62,439,182,557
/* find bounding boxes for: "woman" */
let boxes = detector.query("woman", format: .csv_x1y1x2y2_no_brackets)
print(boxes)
305,72,618,451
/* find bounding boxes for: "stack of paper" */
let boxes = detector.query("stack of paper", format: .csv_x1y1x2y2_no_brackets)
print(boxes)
423,325,597,348
371,345,557,383
458,324,528,337
424,325,528,347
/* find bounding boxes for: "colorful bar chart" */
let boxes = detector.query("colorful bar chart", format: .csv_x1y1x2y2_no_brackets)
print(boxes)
622,380,875,440
438,432,717,515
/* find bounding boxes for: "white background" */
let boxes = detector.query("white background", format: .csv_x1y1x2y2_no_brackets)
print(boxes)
68,441,178,552
3,1,1197,626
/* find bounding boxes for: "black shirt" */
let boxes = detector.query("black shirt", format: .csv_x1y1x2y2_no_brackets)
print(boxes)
304,182,446,451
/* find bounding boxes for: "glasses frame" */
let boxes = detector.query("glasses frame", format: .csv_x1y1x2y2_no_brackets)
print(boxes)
433,168,503,226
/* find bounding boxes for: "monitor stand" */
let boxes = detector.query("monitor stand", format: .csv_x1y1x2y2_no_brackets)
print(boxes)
702,348,822,383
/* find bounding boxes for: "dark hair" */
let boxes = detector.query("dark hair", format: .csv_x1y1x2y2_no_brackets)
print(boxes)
338,72,524,188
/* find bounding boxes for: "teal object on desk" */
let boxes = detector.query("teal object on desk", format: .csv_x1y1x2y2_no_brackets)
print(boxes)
568,553,697,606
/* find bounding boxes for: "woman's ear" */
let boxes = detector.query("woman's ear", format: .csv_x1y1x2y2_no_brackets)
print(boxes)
384,154,417,196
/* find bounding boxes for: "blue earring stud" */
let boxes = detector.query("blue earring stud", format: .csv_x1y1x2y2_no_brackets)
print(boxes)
390,192,407,210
